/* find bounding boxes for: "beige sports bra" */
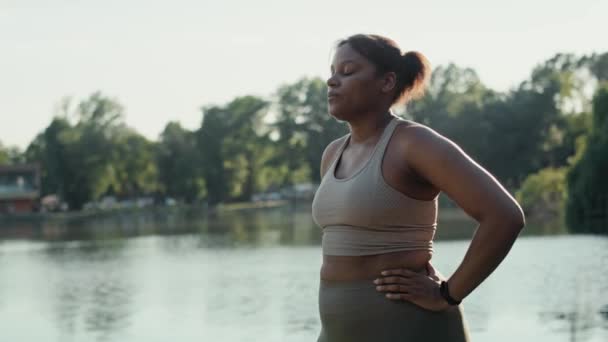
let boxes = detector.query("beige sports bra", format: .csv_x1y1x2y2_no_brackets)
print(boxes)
311,115,437,256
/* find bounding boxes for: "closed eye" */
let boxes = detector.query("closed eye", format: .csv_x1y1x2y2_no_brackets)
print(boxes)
341,63,356,76
329,60,357,77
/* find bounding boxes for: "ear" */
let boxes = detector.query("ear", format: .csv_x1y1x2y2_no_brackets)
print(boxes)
381,72,397,94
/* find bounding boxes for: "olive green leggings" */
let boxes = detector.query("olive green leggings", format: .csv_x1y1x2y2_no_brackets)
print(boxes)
317,278,471,342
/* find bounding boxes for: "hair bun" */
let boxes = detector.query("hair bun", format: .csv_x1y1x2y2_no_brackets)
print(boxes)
401,51,430,101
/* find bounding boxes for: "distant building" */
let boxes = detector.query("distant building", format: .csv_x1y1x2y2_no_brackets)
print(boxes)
0,164,41,213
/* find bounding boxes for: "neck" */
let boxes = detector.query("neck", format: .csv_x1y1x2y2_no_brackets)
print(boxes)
347,110,394,144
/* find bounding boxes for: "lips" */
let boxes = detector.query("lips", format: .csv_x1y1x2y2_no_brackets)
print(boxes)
327,92,340,100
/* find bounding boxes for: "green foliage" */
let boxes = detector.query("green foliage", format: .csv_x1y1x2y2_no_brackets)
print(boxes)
157,122,205,203
221,96,270,202
516,167,568,219
197,105,230,204
197,96,271,204
272,77,347,184
406,55,599,189
109,129,159,197
0,141,24,165
16,49,607,218
566,83,608,233
25,92,159,209
589,52,608,82
25,117,72,197
0,146,7,165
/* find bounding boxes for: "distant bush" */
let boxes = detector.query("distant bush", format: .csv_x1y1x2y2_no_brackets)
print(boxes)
516,167,568,220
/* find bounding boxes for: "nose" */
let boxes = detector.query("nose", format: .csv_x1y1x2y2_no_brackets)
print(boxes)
326,74,339,88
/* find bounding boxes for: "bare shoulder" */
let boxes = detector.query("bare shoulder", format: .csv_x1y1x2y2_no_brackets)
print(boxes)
393,119,524,225
394,119,443,140
392,120,459,161
390,120,454,158
320,135,349,179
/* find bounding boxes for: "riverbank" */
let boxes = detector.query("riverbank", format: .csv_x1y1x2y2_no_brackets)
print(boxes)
1,200,470,221
0,199,292,224
0,200,562,237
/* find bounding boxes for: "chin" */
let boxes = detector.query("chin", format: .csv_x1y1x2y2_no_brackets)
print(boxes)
328,104,348,121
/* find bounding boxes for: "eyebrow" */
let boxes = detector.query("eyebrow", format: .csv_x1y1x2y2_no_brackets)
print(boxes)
330,59,357,69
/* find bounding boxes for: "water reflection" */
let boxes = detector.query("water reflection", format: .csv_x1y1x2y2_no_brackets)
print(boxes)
84,276,132,340
54,272,132,342
45,240,133,341
540,292,600,342
536,237,608,342
0,203,606,341
0,203,396,245
0,202,572,247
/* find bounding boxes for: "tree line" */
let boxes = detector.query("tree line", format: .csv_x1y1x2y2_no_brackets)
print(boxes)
1,52,606,232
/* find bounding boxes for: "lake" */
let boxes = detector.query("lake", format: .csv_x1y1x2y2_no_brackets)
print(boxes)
0,204,606,341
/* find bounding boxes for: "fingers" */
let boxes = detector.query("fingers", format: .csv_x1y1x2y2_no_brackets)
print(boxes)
375,279,423,302
374,276,415,285
385,292,413,300
376,284,410,292
376,267,435,303
382,285,427,301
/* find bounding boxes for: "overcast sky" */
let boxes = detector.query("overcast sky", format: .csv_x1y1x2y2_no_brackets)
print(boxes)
1,0,606,149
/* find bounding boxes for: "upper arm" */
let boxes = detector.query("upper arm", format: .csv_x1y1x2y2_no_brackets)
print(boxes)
403,126,525,227
319,137,346,179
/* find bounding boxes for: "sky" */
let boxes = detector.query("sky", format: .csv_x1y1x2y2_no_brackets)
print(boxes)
1,0,607,149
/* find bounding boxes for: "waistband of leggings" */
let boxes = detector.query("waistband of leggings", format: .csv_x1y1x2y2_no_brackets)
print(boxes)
319,278,378,289
319,267,429,289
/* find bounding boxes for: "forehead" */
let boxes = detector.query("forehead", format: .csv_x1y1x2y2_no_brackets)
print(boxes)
331,43,368,65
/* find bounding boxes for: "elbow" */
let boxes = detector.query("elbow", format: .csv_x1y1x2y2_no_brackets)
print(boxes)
505,203,526,232
481,203,525,232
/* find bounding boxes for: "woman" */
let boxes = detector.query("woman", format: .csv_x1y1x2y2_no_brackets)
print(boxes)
311,34,525,341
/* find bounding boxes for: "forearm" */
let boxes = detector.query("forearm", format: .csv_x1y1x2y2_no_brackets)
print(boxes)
446,218,524,301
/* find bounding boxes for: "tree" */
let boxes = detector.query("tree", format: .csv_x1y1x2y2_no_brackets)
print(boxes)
26,92,128,210
516,167,568,220
566,83,608,233
406,59,588,189
25,118,73,199
220,96,269,201
271,77,347,184
0,142,23,165
157,122,205,202
110,129,159,198
589,52,608,82
197,105,230,204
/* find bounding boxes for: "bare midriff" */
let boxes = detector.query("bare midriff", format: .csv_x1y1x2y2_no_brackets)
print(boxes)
320,249,432,282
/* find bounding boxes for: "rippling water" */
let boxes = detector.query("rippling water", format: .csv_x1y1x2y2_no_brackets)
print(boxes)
0,205,606,341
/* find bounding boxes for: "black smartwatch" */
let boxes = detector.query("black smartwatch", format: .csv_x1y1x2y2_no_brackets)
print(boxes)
439,281,462,305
